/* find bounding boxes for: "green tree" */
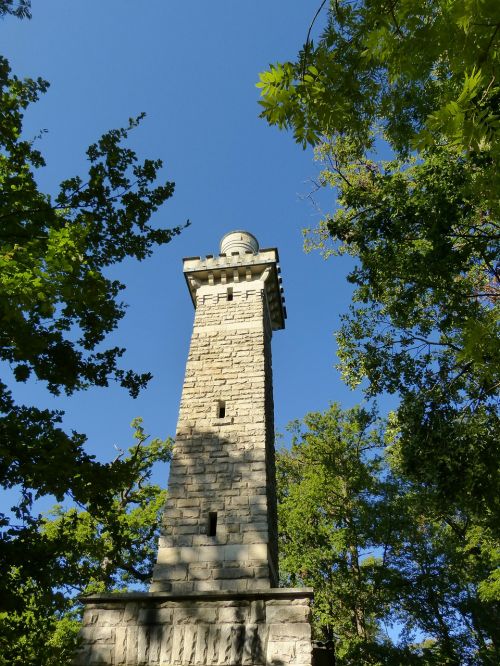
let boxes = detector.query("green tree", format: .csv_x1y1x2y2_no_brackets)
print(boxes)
307,145,499,536
277,404,401,664
277,405,500,665
0,5,184,625
257,0,500,168
389,500,500,665
258,0,499,578
0,419,173,666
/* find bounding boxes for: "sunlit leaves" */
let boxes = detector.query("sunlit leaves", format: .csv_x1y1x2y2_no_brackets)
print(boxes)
305,141,499,531
0,419,173,665
277,405,500,664
258,1,500,164
0,44,182,661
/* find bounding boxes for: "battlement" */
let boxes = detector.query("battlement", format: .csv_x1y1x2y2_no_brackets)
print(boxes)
183,247,286,331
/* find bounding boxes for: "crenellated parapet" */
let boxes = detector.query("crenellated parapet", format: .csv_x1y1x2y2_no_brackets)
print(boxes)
183,232,286,332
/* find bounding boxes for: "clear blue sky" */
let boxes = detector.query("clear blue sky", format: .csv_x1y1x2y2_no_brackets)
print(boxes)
2,1,371,491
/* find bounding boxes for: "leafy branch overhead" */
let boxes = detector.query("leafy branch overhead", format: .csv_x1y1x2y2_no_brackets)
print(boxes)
259,0,500,546
0,57,185,398
258,0,500,165
0,8,185,655
0,0,31,19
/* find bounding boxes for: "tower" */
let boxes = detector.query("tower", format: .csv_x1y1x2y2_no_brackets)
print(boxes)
151,230,284,593
75,232,313,666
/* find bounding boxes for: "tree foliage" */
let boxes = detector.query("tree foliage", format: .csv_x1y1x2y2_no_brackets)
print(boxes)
258,0,500,556
307,144,499,536
0,3,184,642
0,0,31,19
257,0,500,164
277,405,500,665
0,419,173,666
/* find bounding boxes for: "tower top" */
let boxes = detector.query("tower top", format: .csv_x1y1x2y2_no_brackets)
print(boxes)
220,230,259,255
183,231,287,330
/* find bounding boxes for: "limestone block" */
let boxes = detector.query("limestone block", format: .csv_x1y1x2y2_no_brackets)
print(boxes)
242,531,268,544
170,581,196,593
149,580,173,593
267,641,295,665
173,606,218,624
226,523,240,533
296,640,313,658
159,625,174,664
177,497,200,508
219,579,249,591
138,608,172,625
137,626,150,663
157,547,198,565
217,624,233,664
230,624,248,664
191,535,210,546
265,604,310,624
83,610,99,626
125,625,138,663
114,626,127,664
93,609,123,626
254,566,271,579
188,565,212,580
156,608,175,624
170,625,184,665
80,626,114,644
248,623,267,664
184,624,198,663
148,625,163,663
212,567,253,580
218,605,249,624
152,564,188,581
123,602,140,624
268,622,311,641
194,624,210,664
193,580,221,592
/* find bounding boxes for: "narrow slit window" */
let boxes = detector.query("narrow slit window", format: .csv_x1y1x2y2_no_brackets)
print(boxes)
207,512,218,537
217,400,226,419
227,288,233,301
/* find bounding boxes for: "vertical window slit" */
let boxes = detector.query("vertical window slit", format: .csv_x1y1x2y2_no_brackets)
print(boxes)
208,512,217,537
227,288,233,301
217,400,226,419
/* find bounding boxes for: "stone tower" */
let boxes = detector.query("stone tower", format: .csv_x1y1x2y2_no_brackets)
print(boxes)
75,232,313,666
151,230,283,593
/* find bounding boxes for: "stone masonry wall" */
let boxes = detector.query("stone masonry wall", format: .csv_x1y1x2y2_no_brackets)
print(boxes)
151,277,279,592
75,591,312,666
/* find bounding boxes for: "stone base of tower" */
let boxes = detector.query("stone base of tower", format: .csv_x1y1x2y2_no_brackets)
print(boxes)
74,588,313,666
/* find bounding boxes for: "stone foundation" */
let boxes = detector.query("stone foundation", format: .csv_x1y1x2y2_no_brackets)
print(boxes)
74,589,313,666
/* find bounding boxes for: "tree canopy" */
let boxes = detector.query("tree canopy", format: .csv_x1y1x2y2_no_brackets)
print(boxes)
0,0,31,19
277,404,500,665
0,3,184,635
257,0,500,165
0,419,173,666
258,0,499,548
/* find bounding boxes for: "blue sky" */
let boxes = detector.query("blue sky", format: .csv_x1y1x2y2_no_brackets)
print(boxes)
2,1,369,490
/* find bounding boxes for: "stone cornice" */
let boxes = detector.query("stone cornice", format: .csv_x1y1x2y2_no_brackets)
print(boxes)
80,587,314,604
183,249,286,331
